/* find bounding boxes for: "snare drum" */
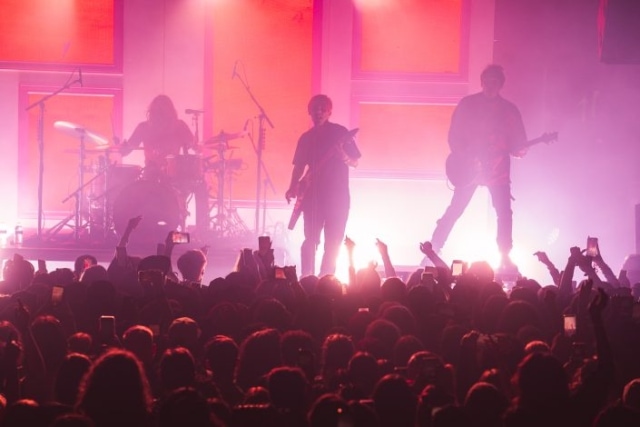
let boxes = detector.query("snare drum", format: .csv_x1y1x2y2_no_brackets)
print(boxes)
166,154,203,182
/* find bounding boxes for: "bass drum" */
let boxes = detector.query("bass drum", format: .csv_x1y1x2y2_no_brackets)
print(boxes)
112,180,182,247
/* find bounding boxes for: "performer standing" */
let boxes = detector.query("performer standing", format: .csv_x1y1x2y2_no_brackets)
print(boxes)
430,65,528,269
286,95,361,277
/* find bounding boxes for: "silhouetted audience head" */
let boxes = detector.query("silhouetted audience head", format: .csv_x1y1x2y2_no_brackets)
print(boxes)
307,393,351,427
54,353,92,406
463,381,508,427
157,387,222,427
623,378,640,411
177,249,207,283
76,349,152,427
67,332,93,356
235,328,282,391
74,255,98,280
159,346,196,393
122,325,155,366
372,374,417,427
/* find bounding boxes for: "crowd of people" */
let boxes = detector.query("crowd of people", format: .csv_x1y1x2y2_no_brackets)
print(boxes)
0,69,638,426
0,215,639,427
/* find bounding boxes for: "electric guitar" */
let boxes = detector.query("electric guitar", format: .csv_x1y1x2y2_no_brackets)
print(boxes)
445,131,558,188
288,128,359,230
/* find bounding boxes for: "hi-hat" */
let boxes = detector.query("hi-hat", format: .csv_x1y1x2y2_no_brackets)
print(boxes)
204,130,247,145
54,121,109,146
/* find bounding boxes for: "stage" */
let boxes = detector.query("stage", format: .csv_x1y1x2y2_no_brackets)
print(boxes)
0,226,255,282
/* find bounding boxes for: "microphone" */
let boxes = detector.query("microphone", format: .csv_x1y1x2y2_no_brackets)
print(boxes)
78,68,83,87
231,61,238,79
185,109,204,115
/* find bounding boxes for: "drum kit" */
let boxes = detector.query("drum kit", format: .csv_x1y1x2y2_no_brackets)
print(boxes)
48,120,250,244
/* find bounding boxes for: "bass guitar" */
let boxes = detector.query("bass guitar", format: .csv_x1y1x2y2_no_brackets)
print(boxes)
445,131,557,188
288,128,359,230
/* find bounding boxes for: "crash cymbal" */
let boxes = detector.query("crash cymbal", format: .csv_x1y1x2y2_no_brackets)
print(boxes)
54,121,109,146
204,130,247,145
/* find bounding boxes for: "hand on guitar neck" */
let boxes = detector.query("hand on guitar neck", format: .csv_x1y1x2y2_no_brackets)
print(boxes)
445,131,558,188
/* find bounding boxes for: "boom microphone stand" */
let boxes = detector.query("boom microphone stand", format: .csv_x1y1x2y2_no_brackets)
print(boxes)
232,61,275,234
25,70,82,242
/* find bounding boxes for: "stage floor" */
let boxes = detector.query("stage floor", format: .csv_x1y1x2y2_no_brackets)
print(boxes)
0,227,253,282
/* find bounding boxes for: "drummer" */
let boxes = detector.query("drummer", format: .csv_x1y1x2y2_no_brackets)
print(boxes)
119,94,195,182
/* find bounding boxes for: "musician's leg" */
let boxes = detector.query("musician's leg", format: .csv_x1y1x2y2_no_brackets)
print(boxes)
430,185,476,251
319,200,349,277
489,184,513,260
301,206,323,277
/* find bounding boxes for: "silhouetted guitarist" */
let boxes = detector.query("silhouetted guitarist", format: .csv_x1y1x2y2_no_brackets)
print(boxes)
285,95,361,277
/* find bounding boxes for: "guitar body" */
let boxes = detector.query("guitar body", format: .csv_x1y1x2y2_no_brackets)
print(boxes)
287,174,309,230
445,151,481,188
287,127,360,230
445,131,558,188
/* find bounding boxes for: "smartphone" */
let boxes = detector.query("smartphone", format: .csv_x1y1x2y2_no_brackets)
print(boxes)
258,235,271,252
38,259,47,272
358,307,370,313
172,231,190,244
51,286,64,305
421,272,435,286
156,243,166,255
564,314,577,337
99,315,116,337
586,236,599,257
451,259,464,277
274,266,287,280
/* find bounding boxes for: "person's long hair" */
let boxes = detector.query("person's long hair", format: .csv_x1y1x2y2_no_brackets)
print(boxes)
76,349,153,427
147,94,178,127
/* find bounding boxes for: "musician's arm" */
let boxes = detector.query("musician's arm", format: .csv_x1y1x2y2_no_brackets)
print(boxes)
120,123,144,156
285,164,306,202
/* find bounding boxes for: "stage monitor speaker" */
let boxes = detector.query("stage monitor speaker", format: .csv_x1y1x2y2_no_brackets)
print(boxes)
598,0,640,64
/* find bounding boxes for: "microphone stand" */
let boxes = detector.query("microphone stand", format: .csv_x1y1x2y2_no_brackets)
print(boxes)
26,71,81,242
245,129,277,234
233,70,275,235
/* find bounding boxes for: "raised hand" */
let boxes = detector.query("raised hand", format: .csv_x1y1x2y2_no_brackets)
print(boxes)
419,241,434,255
344,236,356,253
375,238,389,257
533,251,551,264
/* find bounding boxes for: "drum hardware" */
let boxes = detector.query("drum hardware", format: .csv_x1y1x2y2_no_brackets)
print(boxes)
204,130,247,145
47,121,110,242
205,130,251,239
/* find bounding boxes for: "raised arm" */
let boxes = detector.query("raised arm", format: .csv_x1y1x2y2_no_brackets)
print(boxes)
375,238,397,279
533,251,562,286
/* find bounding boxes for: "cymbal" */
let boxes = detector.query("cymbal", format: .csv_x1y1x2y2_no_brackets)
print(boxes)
206,143,239,151
204,130,247,145
54,121,109,146
63,146,142,154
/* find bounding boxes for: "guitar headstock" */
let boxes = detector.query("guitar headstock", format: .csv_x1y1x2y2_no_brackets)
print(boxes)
540,131,558,143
